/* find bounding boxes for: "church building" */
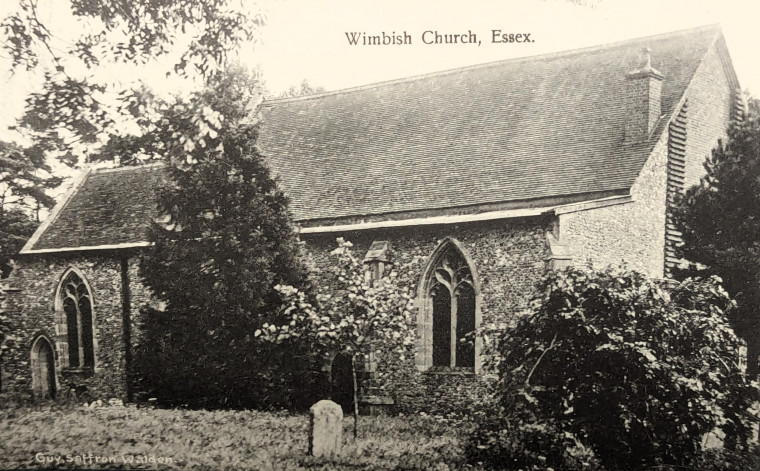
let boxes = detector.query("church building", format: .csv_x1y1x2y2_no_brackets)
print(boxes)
0,25,744,412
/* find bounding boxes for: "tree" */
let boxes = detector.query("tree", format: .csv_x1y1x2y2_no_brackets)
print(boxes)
134,65,312,409
673,96,760,377
468,266,760,471
256,239,415,438
1,0,258,274
96,62,263,166
2,0,262,165
0,141,61,277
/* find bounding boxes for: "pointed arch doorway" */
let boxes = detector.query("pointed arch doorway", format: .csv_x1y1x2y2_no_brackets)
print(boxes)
31,336,56,399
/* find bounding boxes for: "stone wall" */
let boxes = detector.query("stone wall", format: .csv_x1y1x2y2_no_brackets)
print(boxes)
1,215,548,411
560,133,669,279
302,216,552,414
681,41,733,189
2,253,131,401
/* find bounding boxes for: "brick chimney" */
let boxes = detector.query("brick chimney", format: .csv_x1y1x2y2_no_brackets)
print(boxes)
624,47,663,143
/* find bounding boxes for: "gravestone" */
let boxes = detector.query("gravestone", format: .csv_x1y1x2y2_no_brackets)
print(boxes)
309,400,343,457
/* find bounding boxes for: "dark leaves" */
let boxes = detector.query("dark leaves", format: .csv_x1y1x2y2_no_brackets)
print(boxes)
673,96,760,373
135,68,310,409
471,266,759,471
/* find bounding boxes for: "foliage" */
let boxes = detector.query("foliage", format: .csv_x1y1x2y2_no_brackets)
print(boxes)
135,66,312,410
0,405,478,470
467,404,604,471
0,141,59,373
673,96,760,376
256,239,415,436
690,446,760,471
0,141,60,212
468,266,760,471
0,208,37,279
257,239,414,361
0,140,61,277
2,0,262,165
98,62,262,166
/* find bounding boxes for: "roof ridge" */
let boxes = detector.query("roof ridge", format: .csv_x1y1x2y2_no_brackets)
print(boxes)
262,23,721,105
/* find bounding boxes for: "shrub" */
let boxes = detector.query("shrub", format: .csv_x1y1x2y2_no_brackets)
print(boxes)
468,266,760,470
132,306,325,411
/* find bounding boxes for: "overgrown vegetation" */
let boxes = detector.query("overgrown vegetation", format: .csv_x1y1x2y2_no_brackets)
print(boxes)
674,96,760,377
0,140,61,392
467,266,760,471
0,404,475,470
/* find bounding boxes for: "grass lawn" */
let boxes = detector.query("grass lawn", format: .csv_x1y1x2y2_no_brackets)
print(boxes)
0,404,478,470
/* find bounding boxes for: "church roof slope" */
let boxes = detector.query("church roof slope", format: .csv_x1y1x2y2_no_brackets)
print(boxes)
20,25,732,253
259,24,724,223
21,165,161,253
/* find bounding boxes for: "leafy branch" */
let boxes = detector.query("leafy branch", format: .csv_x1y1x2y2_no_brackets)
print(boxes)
256,238,415,438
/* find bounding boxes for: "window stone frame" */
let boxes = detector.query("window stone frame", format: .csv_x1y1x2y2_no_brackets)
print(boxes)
415,238,482,373
54,267,97,371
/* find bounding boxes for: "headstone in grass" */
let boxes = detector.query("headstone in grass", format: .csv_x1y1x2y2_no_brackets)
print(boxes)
309,400,342,457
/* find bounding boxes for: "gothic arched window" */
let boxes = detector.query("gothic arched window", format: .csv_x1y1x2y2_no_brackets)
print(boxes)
417,239,480,371
56,268,95,369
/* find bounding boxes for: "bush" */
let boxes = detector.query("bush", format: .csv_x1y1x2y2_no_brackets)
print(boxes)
468,266,760,470
467,402,604,471
691,446,760,471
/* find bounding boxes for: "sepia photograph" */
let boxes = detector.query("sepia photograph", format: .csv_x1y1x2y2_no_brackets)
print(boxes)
1,0,760,469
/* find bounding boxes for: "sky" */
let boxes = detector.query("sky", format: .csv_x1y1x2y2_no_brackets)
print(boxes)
1,0,759,142
253,0,760,95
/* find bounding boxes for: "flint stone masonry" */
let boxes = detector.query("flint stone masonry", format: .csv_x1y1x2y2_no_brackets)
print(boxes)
309,400,343,457
561,36,736,281
2,253,151,401
4,255,126,400
303,217,550,414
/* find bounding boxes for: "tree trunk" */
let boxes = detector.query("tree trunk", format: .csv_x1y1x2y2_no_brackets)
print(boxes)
351,353,359,439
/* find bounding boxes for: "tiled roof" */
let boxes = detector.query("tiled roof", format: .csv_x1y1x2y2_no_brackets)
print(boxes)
259,25,722,222
22,25,726,253
23,166,161,252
